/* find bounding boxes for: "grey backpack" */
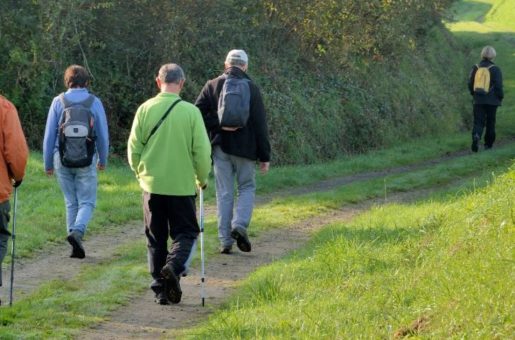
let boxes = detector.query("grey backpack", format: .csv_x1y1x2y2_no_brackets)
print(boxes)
58,94,96,168
217,75,250,129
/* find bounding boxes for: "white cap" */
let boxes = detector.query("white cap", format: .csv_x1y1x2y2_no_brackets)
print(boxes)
225,49,248,65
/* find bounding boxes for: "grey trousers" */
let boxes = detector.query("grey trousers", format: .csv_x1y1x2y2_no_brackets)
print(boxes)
213,146,256,248
0,200,11,287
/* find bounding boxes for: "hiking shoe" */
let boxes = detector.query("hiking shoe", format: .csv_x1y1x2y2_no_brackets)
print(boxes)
67,231,85,259
160,264,182,304
154,291,169,305
471,134,480,152
231,226,251,252
220,246,232,254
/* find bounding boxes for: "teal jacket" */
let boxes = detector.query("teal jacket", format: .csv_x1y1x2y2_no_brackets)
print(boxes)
128,92,211,195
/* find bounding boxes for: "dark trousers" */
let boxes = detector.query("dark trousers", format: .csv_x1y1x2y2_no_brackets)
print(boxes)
143,192,199,293
472,104,498,148
0,200,11,287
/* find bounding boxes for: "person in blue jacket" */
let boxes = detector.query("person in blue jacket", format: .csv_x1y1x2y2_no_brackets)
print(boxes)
43,65,109,259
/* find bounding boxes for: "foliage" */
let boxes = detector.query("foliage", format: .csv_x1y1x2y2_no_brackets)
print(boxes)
0,0,466,164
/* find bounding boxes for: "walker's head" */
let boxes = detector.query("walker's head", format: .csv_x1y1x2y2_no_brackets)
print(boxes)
481,46,496,61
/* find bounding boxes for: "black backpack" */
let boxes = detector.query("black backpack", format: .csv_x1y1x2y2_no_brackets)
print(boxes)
58,94,96,168
217,75,251,130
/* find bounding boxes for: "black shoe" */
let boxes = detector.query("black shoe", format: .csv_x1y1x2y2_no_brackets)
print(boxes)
160,264,182,304
67,232,85,259
471,134,480,152
220,246,232,254
231,226,251,252
154,291,169,305
484,144,493,150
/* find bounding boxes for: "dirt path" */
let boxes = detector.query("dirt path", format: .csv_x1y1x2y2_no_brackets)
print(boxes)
0,221,144,303
80,185,443,340
0,142,510,336
0,143,485,304
258,136,514,203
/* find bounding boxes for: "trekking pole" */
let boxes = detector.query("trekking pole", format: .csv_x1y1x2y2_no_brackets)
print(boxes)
199,187,206,307
9,187,18,307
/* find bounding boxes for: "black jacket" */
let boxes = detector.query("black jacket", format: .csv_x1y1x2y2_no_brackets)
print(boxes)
468,59,504,106
195,67,271,162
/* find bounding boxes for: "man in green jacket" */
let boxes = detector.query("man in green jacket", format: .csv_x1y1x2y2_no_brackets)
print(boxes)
128,63,211,305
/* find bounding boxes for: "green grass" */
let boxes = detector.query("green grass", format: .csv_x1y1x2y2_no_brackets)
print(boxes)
10,153,142,259
10,135,514,261
1,143,512,337
7,129,501,260
0,241,148,339
178,164,514,339
0,0,514,338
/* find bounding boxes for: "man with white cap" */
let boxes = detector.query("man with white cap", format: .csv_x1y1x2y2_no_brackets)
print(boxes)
195,49,271,254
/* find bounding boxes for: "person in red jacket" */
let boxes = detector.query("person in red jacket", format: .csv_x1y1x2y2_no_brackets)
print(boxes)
0,95,29,305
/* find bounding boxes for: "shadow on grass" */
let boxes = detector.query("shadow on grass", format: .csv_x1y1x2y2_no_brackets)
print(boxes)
448,1,492,23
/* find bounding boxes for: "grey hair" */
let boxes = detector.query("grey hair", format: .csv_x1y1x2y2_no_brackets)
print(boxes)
157,63,185,84
481,46,496,60
226,58,247,67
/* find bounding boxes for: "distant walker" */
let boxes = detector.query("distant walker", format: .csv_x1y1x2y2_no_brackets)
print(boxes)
467,45,504,152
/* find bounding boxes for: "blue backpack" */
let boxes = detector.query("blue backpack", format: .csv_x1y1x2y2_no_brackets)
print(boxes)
217,75,250,130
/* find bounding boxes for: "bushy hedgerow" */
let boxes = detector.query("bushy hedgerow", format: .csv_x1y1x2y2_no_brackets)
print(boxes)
0,0,467,164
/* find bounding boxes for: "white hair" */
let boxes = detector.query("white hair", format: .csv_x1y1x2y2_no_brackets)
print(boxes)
481,46,496,60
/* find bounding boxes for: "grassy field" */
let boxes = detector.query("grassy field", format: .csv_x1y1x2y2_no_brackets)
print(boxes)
6,134,514,261
180,166,514,339
1,148,512,338
0,0,513,338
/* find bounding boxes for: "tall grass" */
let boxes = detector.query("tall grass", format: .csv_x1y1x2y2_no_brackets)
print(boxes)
181,166,514,339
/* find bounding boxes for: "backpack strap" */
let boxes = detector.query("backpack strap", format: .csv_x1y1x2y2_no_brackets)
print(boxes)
476,64,495,70
59,93,71,108
81,95,95,108
59,93,95,108
142,99,182,146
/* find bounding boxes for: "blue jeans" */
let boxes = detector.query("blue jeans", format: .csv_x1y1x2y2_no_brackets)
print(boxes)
212,146,256,248
54,152,97,236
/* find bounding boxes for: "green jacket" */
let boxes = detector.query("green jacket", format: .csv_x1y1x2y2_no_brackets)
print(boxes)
128,92,211,195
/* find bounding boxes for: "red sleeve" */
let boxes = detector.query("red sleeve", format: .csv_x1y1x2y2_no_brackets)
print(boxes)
1,98,29,181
